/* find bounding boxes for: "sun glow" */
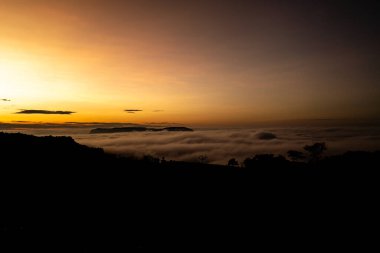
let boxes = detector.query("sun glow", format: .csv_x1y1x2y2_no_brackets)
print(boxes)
1,56,39,99
0,51,72,102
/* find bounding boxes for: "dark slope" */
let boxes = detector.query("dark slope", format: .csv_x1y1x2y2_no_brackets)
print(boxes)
1,132,379,252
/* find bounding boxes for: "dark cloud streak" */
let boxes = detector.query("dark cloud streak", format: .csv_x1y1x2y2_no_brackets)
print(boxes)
125,109,142,113
16,110,75,115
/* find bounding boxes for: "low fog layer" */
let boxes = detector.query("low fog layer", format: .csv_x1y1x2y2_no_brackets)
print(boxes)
3,126,380,165
75,127,380,165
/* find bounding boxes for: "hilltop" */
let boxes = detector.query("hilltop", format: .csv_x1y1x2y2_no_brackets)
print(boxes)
90,126,193,134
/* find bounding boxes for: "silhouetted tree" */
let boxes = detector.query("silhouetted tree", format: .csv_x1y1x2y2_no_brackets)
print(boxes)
243,154,287,168
287,150,306,162
198,155,209,164
143,155,160,164
227,158,239,167
304,142,327,162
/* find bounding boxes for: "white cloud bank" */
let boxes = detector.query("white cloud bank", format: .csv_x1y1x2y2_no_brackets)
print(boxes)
3,126,380,165
72,127,380,165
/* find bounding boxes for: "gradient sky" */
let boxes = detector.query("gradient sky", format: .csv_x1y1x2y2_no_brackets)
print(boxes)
1,0,379,125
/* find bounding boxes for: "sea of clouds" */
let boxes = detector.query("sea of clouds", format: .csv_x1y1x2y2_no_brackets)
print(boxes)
5,125,379,165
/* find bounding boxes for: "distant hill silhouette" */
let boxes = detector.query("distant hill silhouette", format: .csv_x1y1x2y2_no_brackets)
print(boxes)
1,132,378,252
90,126,193,134
255,131,277,140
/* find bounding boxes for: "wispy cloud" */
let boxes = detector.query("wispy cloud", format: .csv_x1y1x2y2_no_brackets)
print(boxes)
153,110,164,112
1,99,11,102
16,110,75,115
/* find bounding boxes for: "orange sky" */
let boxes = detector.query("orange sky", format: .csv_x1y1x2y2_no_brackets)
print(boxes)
1,0,379,126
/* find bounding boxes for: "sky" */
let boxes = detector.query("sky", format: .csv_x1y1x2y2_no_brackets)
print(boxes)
1,0,379,126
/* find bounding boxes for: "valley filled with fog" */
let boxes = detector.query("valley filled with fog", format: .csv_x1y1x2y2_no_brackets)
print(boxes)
4,125,380,165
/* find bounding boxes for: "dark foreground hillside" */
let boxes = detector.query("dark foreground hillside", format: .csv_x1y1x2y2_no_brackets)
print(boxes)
1,132,379,251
